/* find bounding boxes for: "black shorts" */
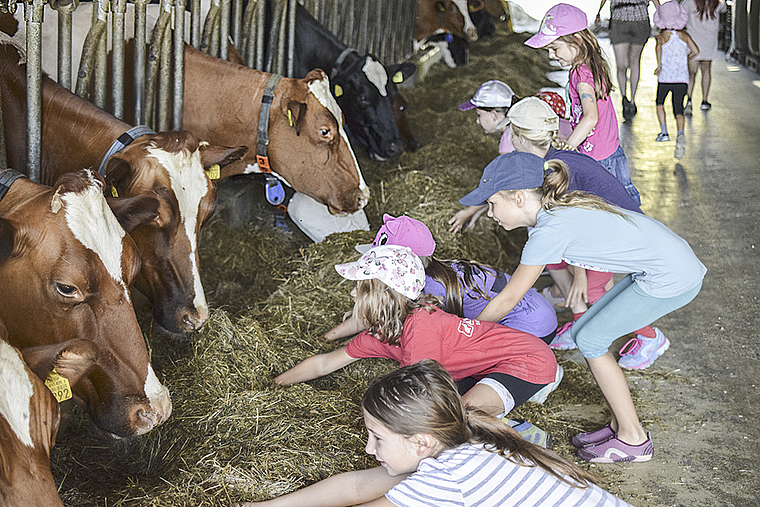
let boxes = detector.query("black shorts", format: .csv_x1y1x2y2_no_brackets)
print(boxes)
609,19,651,46
656,82,688,116
456,372,545,408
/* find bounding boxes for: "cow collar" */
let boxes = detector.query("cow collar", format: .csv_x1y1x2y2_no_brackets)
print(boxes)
0,169,26,203
330,48,357,82
255,73,288,209
98,125,156,176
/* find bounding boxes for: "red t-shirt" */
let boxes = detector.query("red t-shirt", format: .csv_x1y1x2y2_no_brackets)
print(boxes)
345,308,557,385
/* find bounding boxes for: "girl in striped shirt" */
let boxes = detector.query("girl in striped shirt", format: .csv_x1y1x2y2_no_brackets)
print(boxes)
241,360,631,506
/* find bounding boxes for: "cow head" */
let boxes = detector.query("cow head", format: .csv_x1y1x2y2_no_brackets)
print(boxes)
103,131,247,333
330,54,416,161
0,320,97,507
0,170,172,437
265,69,370,215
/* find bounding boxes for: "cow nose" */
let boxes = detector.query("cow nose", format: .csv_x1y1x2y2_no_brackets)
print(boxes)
465,27,478,41
179,305,209,332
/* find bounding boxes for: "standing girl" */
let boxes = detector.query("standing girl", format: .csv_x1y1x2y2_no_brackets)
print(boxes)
683,0,727,111
274,244,558,442
241,360,633,507
525,3,642,206
459,153,706,462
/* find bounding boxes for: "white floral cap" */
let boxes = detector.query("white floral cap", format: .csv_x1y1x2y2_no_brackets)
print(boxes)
335,245,425,299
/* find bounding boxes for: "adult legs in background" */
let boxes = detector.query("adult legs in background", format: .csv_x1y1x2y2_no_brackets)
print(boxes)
687,59,713,109
613,42,645,118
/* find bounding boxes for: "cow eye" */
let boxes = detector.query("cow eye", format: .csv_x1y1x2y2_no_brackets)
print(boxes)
56,284,79,298
320,128,331,137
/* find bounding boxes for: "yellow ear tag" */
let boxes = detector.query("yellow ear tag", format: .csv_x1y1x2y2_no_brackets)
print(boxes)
334,84,343,97
392,71,404,84
205,164,221,180
287,109,294,127
110,183,119,198
45,368,72,403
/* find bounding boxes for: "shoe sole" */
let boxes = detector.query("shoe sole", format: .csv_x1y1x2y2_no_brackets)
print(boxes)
585,453,653,463
619,338,670,369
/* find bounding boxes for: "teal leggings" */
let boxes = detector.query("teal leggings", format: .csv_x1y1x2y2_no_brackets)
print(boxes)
571,275,703,359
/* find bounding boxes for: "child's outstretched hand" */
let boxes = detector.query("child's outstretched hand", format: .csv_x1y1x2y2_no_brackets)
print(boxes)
449,205,487,233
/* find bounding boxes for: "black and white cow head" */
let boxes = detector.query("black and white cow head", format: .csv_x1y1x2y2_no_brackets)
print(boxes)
331,54,416,161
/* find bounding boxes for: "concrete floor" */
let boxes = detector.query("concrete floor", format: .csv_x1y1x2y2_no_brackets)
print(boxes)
574,41,760,506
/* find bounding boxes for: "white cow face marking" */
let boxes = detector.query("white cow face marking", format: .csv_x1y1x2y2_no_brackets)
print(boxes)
147,146,210,314
308,77,368,192
362,57,388,98
0,342,35,447
62,172,130,302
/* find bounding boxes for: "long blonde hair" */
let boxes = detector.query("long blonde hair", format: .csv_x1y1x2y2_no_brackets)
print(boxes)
509,123,575,152
558,30,614,100
362,360,598,487
353,279,440,346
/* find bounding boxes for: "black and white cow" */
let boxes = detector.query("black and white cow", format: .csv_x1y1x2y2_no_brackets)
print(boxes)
284,3,416,161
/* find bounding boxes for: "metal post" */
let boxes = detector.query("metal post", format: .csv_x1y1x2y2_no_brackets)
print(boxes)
51,0,77,91
112,0,127,119
92,0,109,109
220,0,230,60
255,0,264,69
286,0,295,76
25,0,45,182
173,0,185,129
190,0,201,48
133,0,148,124
231,0,242,51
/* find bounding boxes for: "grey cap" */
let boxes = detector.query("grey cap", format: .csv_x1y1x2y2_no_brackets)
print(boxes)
459,152,546,206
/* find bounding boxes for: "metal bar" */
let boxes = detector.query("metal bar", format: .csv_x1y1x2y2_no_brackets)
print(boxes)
146,6,171,127
133,0,148,124
190,0,201,48
25,0,45,182
157,19,171,130
173,0,186,129
255,0,264,69
92,0,108,109
231,0,242,52
112,0,128,119
220,0,230,60
52,0,75,91
286,0,295,76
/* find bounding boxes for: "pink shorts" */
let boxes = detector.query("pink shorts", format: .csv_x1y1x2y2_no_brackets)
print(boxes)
545,262,613,304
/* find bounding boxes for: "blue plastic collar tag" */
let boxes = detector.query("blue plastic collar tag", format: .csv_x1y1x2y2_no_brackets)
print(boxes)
265,176,286,206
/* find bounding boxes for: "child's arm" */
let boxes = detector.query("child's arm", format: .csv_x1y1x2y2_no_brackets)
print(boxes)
274,346,357,386
565,266,589,308
325,315,366,342
681,31,700,59
566,82,599,150
654,34,663,75
238,466,405,507
449,205,488,233
475,263,545,322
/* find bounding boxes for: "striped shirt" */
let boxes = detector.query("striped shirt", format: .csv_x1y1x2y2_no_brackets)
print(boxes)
610,0,650,21
385,443,632,507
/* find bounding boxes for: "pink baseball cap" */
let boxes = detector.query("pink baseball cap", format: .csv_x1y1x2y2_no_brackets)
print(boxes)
335,245,425,299
355,214,436,256
525,3,589,48
458,80,516,111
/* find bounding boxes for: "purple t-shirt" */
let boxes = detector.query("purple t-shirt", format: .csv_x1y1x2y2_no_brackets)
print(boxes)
545,148,642,213
424,263,557,339
569,64,620,161
499,129,514,154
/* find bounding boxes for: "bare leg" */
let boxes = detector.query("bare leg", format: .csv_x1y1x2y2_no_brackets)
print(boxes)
586,352,647,445
613,43,632,98
700,60,712,102
627,43,645,104
676,113,685,131
687,58,699,100
549,268,588,313
656,105,667,131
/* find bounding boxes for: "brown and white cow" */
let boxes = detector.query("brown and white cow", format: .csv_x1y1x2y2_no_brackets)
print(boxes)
415,0,479,67
0,169,172,437
0,38,246,333
182,43,369,216
0,318,97,507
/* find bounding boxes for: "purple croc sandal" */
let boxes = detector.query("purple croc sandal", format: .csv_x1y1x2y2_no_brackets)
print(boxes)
577,433,654,463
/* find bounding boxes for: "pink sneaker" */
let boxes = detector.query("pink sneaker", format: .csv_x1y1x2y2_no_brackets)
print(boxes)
549,322,577,350
577,433,654,463
618,328,670,369
571,424,615,448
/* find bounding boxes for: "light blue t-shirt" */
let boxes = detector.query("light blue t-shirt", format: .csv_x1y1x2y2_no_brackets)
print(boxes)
521,207,706,298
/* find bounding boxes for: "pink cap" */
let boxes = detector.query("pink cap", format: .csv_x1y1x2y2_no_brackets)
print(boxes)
356,214,436,256
525,3,589,48
335,245,425,299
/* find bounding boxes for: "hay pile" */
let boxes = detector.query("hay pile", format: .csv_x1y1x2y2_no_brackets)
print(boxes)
50,30,659,505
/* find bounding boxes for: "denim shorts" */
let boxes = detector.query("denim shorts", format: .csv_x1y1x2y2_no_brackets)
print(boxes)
598,144,642,205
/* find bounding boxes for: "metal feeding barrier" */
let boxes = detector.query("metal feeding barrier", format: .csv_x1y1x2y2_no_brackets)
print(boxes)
0,0,417,181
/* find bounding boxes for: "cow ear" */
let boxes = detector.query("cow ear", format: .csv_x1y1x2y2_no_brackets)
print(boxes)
0,217,15,263
199,144,249,178
388,62,416,84
106,194,161,233
285,100,307,136
103,157,133,198
21,339,99,387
